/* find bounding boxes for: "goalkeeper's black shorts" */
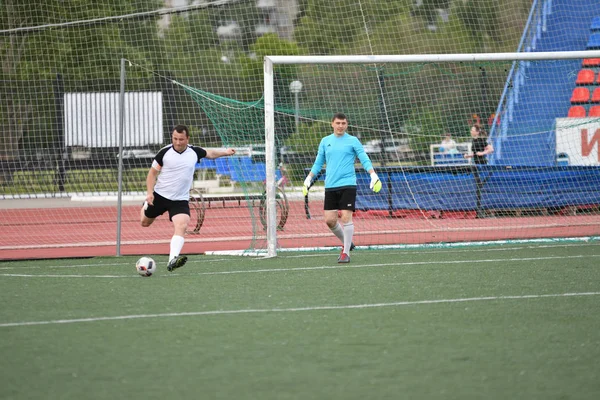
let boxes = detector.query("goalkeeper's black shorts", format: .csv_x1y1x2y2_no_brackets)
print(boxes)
324,186,356,211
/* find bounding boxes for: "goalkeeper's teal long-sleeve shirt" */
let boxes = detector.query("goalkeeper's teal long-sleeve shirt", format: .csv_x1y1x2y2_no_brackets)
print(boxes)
310,132,373,190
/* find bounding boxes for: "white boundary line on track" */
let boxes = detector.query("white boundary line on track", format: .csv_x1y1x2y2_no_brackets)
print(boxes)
1,254,598,277
1,292,599,328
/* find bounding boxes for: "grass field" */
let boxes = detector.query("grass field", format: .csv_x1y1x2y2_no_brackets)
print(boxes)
1,242,600,399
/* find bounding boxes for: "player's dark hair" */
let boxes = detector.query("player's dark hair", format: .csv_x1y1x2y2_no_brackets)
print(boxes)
173,124,189,137
331,112,347,122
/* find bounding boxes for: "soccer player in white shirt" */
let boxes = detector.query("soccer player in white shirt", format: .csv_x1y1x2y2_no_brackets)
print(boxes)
140,125,235,271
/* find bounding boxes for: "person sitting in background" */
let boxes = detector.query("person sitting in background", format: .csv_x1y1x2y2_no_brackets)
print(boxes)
440,132,457,154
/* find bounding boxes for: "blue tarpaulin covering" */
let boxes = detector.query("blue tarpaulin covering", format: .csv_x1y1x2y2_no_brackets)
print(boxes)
349,166,600,211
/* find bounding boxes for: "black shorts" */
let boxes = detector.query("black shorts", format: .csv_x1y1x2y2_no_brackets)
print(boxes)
324,187,357,211
144,191,190,221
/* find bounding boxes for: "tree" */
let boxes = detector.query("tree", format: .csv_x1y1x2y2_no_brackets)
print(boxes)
0,0,163,175
240,33,302,101
294,0,371,55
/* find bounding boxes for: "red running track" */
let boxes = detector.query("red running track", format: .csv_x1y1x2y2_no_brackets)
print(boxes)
1,199,599,260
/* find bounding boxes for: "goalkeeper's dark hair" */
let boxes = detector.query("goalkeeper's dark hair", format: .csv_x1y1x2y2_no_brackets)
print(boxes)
173,124,190,137
331,112,347,121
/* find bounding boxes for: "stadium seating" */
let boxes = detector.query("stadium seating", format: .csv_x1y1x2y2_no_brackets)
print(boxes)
215,157,231,176
592,87,600,103
567,20,600,117
589,105,600,117
571,87,590,103
582,58,600,67
576,69,595,85
196,158,216,170
228,156,253,177
587,32,600,49
567,105,586,118
563,18,600,119
229,158,266,183
432,153,470,165
592,16,600,31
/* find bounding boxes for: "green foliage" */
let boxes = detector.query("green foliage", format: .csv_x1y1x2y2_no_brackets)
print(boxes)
240,34,303,101
285,119,330,151
405,105,446,160
0,0,164,161
411,0,451,25
454,0,502,48
294,0,378,55
283,119,330,180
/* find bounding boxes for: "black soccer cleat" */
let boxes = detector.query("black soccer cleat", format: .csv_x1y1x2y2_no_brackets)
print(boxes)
350,242,356,251
167,255,188,272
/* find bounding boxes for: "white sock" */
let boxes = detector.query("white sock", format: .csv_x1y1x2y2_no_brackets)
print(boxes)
342,222,354,255
329,222,345,243
169,235,185,261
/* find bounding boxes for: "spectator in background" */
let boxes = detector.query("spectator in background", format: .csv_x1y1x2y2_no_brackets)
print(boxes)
488,112,501,127
440,132,457,154
464,124,493,164
469,113,481,127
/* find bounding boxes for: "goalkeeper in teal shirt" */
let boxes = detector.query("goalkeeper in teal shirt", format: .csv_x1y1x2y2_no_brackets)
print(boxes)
303,113,381,263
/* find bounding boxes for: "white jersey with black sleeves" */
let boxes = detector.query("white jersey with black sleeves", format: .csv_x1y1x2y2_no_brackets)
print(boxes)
152,145,207,201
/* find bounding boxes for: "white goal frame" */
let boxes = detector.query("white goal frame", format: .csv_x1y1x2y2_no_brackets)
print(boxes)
263,50,600,257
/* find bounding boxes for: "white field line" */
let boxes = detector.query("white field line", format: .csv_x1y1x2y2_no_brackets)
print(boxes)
0,242,597,270
277,242,600,258
0,257,234,270
187,254,600,275
1,292,599,328
0,274,130,278
0,254,598,278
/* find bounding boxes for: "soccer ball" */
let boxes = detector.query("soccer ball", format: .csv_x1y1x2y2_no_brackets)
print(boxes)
136,256,157,277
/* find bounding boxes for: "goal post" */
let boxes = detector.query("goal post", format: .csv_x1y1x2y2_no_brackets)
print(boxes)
263,51,600,257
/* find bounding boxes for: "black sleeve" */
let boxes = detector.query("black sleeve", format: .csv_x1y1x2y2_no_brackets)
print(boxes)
154,146,171,167
192,146,207,162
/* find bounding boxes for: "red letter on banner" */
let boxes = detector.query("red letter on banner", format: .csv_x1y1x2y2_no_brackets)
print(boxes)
581,128,600,161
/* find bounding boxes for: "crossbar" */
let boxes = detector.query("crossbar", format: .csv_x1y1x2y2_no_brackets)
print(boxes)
266,50,600,65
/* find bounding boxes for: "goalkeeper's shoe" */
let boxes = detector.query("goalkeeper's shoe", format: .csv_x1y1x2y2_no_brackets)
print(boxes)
167,255,188,272
337,253,350,263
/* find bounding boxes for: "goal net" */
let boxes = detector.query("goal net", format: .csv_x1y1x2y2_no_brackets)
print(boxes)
259,53,600,256
2,0,600,259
